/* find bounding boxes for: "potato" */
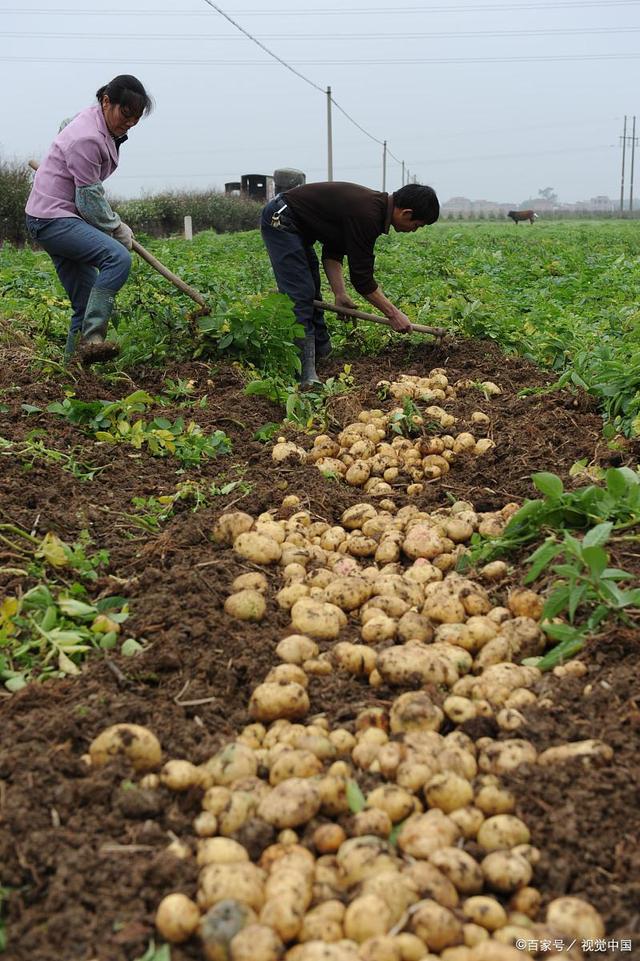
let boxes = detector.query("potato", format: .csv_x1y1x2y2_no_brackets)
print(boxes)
199,899,258,960
448,806,485,839
366,785,415,823
225,589,267,622
507,588,544,620
291,598,347,640
537,739,614,765
410,899,464,952
233,531,282,565
545,896,605,940
230,923,284,961
273,441,307,464
477,815,530,852
232,572,268,593
462,896,507,932
344,894,391,942
314,824,347,854
481,851,532,893
337,836,398,887
198,838,249,867
269,750,322,785
390,692,444,735
249,682,310,723
160,759,202,791
394,933,429,961
478,740,537,774
288,942,360,961
275,635,319,665
342,503,378,530
377,646,458,688
425,772,474,813
155,892,200,943
351,808,393,838
205,743,258,785
323,576,373,611
474,781,515,817
467,943,525,961
299,907,344,944
258,778,321,828
89,723,161,772
402,862,458,909
217,792,259,837
334,642,377,677
199,862,266,911
361,613,397,644
444,696,477,725
508,886,541,919
397,810,460,859
429,847,484,895
213,511,254,545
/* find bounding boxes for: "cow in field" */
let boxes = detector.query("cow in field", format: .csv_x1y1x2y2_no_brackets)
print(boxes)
507,209,538,224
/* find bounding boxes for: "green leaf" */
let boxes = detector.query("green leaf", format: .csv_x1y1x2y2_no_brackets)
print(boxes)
346,779,366,813
121,638,144,657
582,522,613,548
57,598,97,618
533,472,564,499
21,403,43,414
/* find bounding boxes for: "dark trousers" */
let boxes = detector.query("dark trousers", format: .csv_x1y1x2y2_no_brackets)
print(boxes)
260,196,330,354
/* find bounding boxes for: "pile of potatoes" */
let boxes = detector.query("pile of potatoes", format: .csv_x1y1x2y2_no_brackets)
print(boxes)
87,704,606,959
272,369,499,496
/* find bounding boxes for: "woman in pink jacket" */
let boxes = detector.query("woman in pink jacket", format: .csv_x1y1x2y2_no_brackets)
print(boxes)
25,75,152,365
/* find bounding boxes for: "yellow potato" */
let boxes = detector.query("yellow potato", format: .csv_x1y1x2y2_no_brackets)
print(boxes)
429,847,484,895
481,851,533,893
397,810,460,859
463,896,508,931
230,923,284,961
410,899,464,952
249,682,310,723
425,772,474,813
198,862,266,911
160,759,201,791
344,894,391,942
291,598,347,640
545,896,605,940
477,815,530,852
155,892,200,943
89,723,161,772
213,511,254,545
257,778,321,828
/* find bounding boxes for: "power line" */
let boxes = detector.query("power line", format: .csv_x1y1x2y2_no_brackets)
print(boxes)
1,53,638,63
4,1,640,12
199,0,324,93
4,26,640,40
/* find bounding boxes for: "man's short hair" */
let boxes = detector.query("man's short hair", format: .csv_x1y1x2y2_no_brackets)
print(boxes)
393,184,439,224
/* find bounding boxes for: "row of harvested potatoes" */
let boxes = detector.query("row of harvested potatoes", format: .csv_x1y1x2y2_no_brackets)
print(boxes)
85,475,610,957
272,370,501,496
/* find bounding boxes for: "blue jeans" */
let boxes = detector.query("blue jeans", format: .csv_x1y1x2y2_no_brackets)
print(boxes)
260,196,330,354
25,215,131,349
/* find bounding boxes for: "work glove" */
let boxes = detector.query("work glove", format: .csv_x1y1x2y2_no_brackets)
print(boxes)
112,222,134,250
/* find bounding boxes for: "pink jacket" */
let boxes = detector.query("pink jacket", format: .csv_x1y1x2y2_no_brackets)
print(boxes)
26,104,120,219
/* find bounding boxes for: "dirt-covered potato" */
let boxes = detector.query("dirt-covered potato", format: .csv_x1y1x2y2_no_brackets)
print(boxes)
234,531,282,565
462,896,508,931
377,645,459,688
424,771,474,813
230,922,284,961
545,896,605,940
276,635,319,665
324,576,372,611
481,851,533,893
287,941,360,961
333,642,377,677
344,894,391,942
160,758,202,791
155,892,200,943
476,815,530,852
291,598,347,640
204,743,258,785
394,932,430,961
478,740,537,774
350,808,393,838
342,503,378,530
397,810,460,859
269,750,322,785
390,691,444,734
466,943,526,961
507,588,544,620
336,836,398,887
199,899,258,960
249,682,310,723
366,785,415,823
474,780,516,816
89,723,162,771
198,862,266,911
225,589,267,622
213,511,254,545
448,806,485,840
198,838,249,867
410,899,464,952
429,847,484,895
537,739,614,765
257,778,321,828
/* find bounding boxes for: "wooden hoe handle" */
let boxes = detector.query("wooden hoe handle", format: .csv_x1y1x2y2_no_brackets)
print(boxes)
313,299,446,338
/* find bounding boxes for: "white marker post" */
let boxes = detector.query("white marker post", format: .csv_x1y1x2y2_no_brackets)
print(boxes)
184,215,193,241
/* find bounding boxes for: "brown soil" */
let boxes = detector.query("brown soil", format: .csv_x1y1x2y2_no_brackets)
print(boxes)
0,336,638,961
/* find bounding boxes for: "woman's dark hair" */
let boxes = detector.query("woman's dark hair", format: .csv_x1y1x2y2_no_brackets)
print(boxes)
392,184,440,224
96,75,153,118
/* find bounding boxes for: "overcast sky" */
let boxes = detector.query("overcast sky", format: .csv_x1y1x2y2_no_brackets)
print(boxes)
1,0,638,204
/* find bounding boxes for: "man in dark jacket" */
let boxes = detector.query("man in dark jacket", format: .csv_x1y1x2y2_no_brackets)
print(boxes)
260,181,439,387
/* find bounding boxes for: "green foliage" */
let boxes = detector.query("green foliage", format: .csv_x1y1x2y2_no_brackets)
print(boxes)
459,467,640,570
0,586,132,691
388,396,424,437
346,780,366,813
246,366,355,432
197,292,303,380
0,431,107,481
46,390,232,466
127,476,251,531
0,156,32,244
133,940,171,961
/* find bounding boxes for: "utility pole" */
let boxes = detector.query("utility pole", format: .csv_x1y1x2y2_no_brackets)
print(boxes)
326,86,333,182
382,140,387,192
620,115,627,214
401,161,405,186
630,115,637,213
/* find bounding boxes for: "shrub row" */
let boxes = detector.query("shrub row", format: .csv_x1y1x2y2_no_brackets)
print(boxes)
0,154,262,244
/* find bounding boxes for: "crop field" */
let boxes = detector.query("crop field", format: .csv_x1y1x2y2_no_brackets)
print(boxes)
0,221,639,961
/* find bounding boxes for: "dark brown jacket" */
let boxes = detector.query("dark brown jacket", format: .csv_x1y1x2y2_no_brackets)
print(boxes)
283,181,393,295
